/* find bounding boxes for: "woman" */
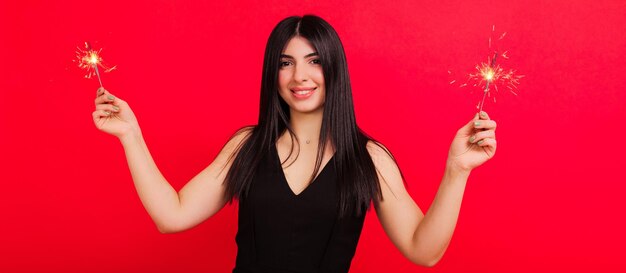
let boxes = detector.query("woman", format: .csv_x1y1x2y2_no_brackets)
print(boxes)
92,15,497,272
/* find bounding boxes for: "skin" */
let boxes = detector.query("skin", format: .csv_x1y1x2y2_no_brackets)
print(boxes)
275,36,333,195
93,35,497,267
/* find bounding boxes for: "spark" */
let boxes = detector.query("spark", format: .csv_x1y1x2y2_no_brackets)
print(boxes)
467,51,523,112
75,42,116,87
450,25,523,112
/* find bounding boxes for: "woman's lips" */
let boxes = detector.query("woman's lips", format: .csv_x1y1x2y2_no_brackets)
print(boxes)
291,87,316,99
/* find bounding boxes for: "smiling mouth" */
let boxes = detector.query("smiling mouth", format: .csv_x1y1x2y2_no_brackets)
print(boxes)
290,87,317,98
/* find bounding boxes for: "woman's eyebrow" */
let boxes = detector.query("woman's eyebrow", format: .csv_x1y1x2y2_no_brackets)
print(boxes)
280,52,319,59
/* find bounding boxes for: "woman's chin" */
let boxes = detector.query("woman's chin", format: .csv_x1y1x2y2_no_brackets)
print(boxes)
289,103,325,115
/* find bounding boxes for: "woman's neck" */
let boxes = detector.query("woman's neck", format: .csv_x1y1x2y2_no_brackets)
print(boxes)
288,108,323,145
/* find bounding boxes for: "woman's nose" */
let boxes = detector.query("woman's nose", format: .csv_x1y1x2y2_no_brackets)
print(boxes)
293,63,309,82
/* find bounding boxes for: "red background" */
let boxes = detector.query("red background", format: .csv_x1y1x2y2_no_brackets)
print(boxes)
1,0,625,272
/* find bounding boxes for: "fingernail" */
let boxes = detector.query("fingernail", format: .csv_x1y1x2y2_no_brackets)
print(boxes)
477,140,484,145
474,121,481,127
469,136,475,143
104,110,111,115
480,111,487,117
112,106,119,111
107,95,114,101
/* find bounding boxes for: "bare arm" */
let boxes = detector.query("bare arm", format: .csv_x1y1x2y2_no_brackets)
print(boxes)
120,128,248,233
93,87,250,233
370,112,497,266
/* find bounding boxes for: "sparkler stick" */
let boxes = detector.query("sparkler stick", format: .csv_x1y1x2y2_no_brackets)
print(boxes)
479,51,499,113
86,42,104,87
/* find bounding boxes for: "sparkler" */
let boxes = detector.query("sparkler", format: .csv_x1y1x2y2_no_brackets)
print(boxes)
453,26,523,113
75,42,116,87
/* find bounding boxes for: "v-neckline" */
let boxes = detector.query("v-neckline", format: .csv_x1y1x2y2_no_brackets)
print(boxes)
274,143,335,197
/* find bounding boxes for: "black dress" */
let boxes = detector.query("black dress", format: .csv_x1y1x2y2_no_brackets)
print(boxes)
233,145,366,273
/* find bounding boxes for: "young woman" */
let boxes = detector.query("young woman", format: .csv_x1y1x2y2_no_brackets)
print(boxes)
92,15,497,273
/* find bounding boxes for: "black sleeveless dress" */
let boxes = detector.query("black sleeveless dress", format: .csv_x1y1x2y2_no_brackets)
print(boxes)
233,145,366,273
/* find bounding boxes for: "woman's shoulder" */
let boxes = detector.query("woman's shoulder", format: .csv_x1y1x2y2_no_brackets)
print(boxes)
365,140,392,160
221,126,255,154
365,140,403,182
232,126,255,139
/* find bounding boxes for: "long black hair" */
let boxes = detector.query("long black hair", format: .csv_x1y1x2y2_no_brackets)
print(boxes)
224,15,393,217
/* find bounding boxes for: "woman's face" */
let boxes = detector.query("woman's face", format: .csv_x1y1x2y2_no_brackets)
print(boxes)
278,36,326,115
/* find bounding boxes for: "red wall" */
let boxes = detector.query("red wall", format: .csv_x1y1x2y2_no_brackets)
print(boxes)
1,0,625,272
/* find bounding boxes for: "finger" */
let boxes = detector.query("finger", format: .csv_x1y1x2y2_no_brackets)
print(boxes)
97,87,106,96
476,137,497,150
473,119,497,130
469,129,495,143
92,109,112,120
457,113,480,135
95,103,120,113
479,111,491,120
95,93,117,105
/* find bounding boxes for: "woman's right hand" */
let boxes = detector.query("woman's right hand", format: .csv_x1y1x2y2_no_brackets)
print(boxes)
92,87,140,139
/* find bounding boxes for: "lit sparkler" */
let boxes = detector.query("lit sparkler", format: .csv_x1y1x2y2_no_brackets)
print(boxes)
454,25,523,113
75,42,116,87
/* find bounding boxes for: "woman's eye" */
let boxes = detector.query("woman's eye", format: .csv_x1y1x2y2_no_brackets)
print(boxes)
279,59,320,67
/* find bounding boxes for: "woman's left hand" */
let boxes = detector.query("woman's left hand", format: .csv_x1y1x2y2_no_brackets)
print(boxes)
446,111,497,173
